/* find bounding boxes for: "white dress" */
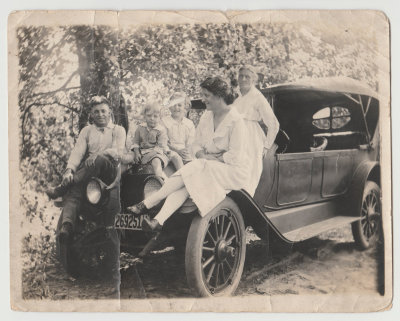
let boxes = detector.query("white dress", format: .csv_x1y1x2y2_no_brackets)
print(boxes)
233,86,280,196
174,108,249,216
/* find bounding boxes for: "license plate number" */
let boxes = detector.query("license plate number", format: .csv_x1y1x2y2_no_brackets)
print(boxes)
114,213,148,230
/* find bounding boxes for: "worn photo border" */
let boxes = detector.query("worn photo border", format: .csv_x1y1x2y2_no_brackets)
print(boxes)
4,4,395,317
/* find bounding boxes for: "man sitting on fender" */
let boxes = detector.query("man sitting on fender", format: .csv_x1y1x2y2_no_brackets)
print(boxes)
46,96,126,243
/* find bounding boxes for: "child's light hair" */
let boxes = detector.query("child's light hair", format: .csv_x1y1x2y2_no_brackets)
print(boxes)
168,92,191,111
142,101,161,115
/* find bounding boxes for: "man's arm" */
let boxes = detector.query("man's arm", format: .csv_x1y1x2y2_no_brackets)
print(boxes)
103,125,127,162
66,126,90,172
114,126,127,159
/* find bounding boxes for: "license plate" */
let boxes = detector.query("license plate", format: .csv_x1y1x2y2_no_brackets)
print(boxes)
114,213,149,230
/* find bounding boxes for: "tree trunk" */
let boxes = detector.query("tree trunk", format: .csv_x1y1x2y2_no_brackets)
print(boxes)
74,26,129,132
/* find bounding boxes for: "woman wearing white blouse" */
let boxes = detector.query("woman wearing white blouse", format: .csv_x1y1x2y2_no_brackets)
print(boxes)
127,77,249,232
233,65,280,196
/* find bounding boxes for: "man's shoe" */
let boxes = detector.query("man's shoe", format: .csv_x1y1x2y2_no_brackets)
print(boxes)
142,217,162,232
126,201,148,215
46,184,68,200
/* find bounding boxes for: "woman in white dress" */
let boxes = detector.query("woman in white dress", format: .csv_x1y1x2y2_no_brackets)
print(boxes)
127,77,249,232
233,65,280,196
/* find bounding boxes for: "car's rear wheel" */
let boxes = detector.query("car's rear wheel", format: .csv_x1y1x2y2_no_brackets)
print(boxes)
185,197,246,297
351,181,382,250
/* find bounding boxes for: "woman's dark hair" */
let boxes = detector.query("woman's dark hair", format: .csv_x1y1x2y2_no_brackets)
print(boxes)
200,77,237,105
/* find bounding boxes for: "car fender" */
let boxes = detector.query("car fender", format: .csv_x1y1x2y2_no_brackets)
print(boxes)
343,161,380,216
228,190,293,244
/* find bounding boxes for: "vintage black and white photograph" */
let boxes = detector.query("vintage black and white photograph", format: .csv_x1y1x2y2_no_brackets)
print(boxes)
8,10,392,312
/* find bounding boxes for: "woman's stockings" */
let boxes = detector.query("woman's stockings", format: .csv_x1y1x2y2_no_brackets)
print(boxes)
153,187,189,225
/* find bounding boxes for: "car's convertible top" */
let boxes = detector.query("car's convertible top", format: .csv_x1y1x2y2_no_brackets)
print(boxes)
262,77,379,150
265,76,379,99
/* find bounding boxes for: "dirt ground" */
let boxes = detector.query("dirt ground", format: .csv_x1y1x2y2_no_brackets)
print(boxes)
120,226,383,298
22,224,384,301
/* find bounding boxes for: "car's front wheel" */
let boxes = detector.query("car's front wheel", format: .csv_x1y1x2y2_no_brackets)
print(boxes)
351,180,382,249
185,197,246,297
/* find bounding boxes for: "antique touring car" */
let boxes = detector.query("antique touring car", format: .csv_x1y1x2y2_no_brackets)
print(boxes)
77,77,382,296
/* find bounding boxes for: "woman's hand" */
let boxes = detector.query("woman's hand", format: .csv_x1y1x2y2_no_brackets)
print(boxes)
196,150,222,161
262,147,269,159
177,148,191,160
202,154,220,161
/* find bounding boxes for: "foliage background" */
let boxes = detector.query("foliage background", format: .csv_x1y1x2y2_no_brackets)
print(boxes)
17,21,379,297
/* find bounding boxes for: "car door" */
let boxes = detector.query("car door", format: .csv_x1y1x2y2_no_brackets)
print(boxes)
321,150,355,197
276,153,314,205
312,105,356,197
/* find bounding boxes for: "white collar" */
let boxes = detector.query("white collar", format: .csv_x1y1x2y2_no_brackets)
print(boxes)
212,108,241,137
239,86,256,98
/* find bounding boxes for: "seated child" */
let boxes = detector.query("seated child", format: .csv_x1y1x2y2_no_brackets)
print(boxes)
122,102,170,180
162,92,196,166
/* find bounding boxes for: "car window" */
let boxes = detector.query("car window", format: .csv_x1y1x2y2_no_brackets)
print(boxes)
331,107,351,129
312,118,330,130
312,106,351,130
313,107,330,119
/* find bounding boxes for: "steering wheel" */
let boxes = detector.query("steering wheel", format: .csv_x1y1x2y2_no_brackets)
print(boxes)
310,136,328,152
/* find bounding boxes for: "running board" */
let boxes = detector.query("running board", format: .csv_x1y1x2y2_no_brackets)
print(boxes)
266,202,338,234
283,215,359,242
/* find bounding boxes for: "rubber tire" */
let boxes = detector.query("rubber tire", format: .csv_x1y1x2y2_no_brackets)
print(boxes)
351,181,381,250
185,197,246,297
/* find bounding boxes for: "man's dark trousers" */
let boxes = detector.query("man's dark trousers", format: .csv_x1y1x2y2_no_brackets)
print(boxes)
61,155,119,228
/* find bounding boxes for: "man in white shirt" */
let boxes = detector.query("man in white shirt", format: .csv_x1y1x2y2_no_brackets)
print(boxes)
46,96,126,242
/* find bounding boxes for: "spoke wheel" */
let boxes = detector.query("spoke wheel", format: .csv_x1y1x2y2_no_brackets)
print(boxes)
185,197,246,297
351,181,382,250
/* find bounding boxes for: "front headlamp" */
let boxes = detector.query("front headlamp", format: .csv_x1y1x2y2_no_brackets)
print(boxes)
86,178,107,205
143,176,163,200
